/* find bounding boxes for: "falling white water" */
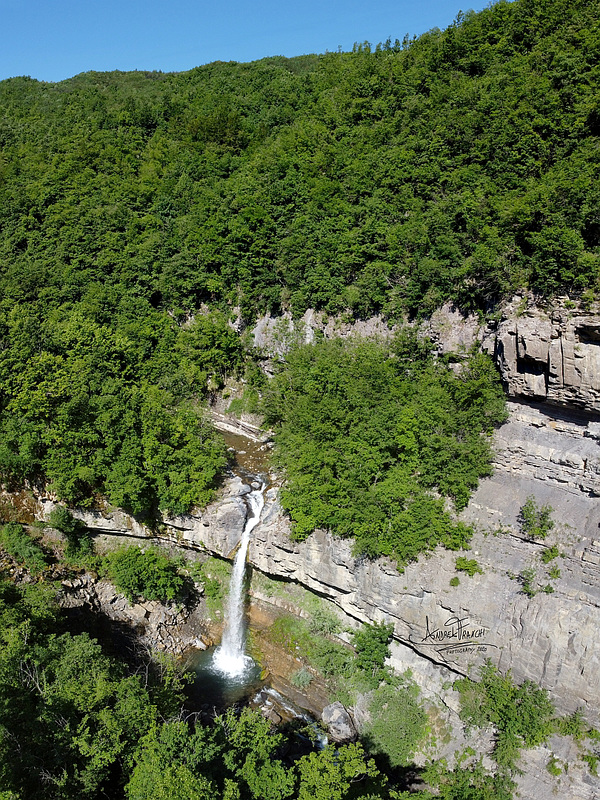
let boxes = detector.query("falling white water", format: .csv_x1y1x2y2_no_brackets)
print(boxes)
213,483,265,677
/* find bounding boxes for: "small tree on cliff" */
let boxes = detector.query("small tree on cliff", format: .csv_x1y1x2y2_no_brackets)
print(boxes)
519,496,554,540
352,621,394,677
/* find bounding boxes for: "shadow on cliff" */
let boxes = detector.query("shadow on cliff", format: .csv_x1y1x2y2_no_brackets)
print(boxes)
358,732,427,794
60,603,151,672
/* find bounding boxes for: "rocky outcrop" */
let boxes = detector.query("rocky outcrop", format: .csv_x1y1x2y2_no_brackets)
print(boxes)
321,702,357,743
251,298,600,416
424,296,600,416
252,310,394,359
487,298,600,413
59,573,212,654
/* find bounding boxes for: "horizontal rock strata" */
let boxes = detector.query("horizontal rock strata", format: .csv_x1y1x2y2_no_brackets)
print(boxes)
51,398,600,728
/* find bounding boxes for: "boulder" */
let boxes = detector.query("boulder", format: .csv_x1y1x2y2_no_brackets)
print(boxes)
321,702,356,743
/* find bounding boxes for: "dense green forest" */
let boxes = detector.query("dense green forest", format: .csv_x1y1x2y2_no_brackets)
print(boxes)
264,334,507,564
1,0,598,521
1,2,599,797
2,0,599,319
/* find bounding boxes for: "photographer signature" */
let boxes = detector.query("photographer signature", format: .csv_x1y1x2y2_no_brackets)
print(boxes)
412,615,498,659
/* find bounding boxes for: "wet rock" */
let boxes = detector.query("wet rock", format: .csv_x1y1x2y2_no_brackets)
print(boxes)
264,708,282,725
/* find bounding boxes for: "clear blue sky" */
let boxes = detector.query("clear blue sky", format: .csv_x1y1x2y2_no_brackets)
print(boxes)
2,0,496,83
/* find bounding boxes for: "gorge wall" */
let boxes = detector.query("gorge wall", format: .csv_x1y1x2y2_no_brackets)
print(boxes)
35,299,600,727
40,298,599,732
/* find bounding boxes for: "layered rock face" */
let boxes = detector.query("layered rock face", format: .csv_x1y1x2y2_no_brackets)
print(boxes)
42,299,600,724
252,298,600,415
489,300,600,413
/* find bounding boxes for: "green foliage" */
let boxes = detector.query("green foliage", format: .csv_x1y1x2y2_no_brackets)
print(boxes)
290,667,313,689
454,557,484,577
519,496,555,540
308,605,341,636
352,621,394,676
47,506,82,537
554,708,587,740
269,614,354,678
4,0,600,323
0,307,231,516
0,523,46,573
127,717,387,800
519,567,538,598
422,758,515,800
546,757,562,776
47,506,93,559
127,709,295,800
362,679,428,768
582,754,599,776
0,579,177,800
227,388,261,417
106,545,184,604
295,742,384,800
455,662,556,769
547,565,561,580
192,557,231,616
541,544,560,563
264,335,506,567
0,570,397,800
449,576,460,587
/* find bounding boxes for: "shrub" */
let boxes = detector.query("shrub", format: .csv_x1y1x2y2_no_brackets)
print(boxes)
582,754,599,776
47,506,93,558
362,679,427,767
290,667,313,689
423,759,515,800
455,556,484,577
308,605,341,636
541,544,560,563
0,523,47,573
547,565,561,580
455,662,555,769
519,496,554,540
352,621,394,676
106,546,184,604
311,638,354,677
555,708,586,740
519,567,537,598
47,506,81,537
547,757,562,776
449,576,460,587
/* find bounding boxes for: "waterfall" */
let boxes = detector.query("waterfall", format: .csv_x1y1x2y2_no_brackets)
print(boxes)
213,483,265,677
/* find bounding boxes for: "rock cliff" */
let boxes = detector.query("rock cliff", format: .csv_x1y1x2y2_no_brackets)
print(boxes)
58,392,600,729
252,297,600,416
487,298,600,413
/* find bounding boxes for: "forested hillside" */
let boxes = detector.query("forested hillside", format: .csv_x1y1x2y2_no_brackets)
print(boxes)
1,3,600,798
0,0,598,516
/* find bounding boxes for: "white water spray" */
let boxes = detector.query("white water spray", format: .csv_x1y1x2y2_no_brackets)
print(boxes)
213,483,265,677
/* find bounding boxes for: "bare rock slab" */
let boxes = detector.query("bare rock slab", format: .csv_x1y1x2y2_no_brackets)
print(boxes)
322,702,357,743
